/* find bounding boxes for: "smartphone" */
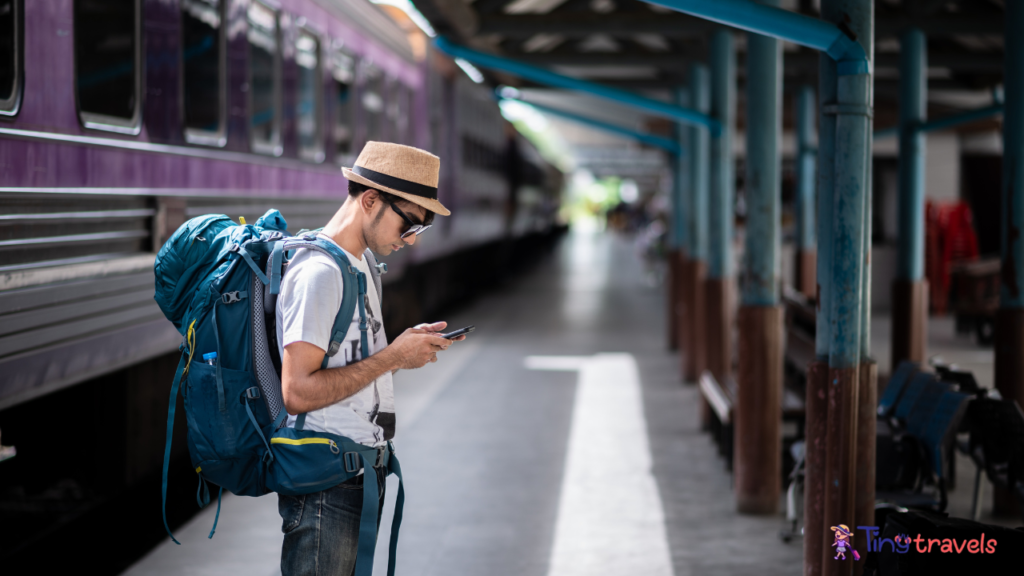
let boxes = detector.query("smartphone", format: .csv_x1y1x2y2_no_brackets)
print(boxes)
441,325,475,339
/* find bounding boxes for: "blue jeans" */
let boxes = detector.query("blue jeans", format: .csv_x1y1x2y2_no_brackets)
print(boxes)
279,467,387,576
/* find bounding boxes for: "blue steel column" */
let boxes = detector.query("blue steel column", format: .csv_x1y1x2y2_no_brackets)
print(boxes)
674,87,691,253
891,28,929,370
706,30,736,384
994,0,1024,516
735,0,783,515
804,49,836,576
795,85,817,298
822,1,873,575
690,64,711,263
683,63,711,382
670,86,691,352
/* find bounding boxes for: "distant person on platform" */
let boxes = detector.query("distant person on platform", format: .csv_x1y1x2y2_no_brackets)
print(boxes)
275,141,464,575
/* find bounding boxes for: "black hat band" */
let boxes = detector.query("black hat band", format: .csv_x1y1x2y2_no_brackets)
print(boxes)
352,165,438,200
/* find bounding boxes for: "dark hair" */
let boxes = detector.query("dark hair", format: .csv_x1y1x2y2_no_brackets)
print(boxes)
348,180,434,226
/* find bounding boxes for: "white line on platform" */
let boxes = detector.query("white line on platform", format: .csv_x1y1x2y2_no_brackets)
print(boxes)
527,353,675,576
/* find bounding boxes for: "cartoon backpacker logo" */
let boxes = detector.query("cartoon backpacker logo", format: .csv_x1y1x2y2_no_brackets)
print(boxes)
831,524,862,561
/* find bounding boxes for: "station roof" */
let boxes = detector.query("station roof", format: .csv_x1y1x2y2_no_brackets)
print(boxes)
411,0,1007,132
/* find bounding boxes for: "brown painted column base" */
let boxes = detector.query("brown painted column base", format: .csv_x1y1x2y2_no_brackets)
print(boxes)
735,306,784,514
705,277,733,382
994,308,1024,516
804,361,829,576
891,279,929,372
797,249,817,300
668,250,681,351
684,260,708,382
854,361,877,574
822,365,859,576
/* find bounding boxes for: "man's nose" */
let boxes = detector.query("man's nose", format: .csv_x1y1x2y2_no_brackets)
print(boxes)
403,233,417,246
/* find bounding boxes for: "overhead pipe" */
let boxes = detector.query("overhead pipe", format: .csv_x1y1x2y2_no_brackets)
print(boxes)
495,94,682,154
435,37,721,133
641,0,869,74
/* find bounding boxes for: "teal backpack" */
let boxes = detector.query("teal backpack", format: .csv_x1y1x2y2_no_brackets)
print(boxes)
153,209,402,576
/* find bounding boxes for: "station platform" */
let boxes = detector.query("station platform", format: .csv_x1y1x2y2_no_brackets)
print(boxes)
123,229,804,576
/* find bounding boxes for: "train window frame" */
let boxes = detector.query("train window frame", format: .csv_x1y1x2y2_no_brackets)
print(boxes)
0,0,23,117
331,43,356,164
73,0,143,135
247,0,282,157
180,0,227,147
295,27,324,163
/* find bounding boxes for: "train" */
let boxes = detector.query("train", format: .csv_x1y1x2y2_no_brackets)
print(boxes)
0,0,563,570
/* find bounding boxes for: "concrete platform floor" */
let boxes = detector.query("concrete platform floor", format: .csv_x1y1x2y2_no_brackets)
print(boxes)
123,230,803,576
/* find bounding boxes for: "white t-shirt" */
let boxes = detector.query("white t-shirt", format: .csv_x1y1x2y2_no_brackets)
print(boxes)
275,235,394,447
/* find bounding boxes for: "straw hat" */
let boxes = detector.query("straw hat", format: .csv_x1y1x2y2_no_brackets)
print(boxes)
342,142,450,216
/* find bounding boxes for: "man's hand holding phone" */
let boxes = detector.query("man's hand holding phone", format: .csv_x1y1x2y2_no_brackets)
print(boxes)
413,321,471,342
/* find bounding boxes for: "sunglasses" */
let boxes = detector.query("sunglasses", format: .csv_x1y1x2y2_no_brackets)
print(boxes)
388,200,432,239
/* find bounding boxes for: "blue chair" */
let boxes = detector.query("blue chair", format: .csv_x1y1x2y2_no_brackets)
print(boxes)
877,361,920,418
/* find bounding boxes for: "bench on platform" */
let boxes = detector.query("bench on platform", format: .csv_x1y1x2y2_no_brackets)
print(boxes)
700,370,736,469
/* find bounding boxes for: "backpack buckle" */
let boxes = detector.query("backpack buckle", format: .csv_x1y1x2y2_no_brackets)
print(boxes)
374,446,386,469
244,387,261,400
222,291,243,304
326,341,341,357
343,452,360,473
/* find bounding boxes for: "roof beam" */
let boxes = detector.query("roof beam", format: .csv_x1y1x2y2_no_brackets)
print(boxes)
478,12,1003,38
509,49,1002,74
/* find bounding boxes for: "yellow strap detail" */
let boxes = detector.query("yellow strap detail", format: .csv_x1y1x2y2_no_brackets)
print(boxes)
183,319,198,379
239,216,247,225
270,437,332,446
196,466,202,473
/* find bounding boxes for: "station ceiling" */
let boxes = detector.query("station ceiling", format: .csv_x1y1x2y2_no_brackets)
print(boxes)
411,0,1007,130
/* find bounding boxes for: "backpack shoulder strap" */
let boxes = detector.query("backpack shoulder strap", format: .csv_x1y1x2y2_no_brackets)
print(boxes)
282,238,371,429
363,248,384,306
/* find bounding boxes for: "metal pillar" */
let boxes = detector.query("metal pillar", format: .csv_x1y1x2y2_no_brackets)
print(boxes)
706,29,736,386
820,1,873,575
671,87,691,353
685,64,711,384
795,85,817,298
994,0,1024,517
804,51,836,576
735,0,783,515
892,27,929,372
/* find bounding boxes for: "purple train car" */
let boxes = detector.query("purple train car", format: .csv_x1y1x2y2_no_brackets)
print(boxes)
0,0,563,414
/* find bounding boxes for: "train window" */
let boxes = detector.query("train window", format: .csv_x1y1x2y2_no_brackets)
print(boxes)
248,1,281,155
396,84,412,145
331,48,355,161
181,0,225,145
74,0,141,133
0,0,21,116
296,30,323,162
384,78,398,142
360,62,384,144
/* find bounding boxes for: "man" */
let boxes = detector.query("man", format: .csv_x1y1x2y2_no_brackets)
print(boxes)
276,142,464,575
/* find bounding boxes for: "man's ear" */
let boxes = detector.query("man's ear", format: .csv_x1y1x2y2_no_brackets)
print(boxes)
359,189,379,214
